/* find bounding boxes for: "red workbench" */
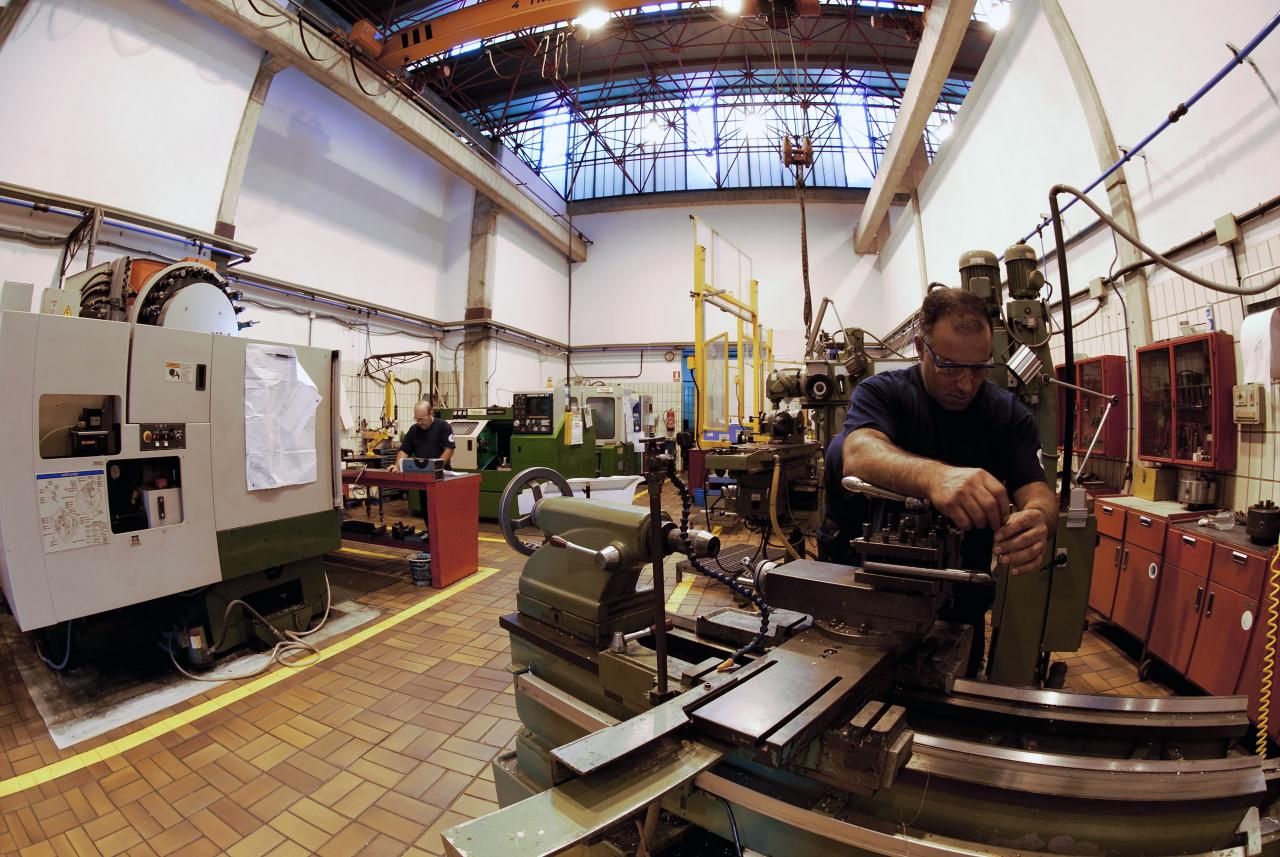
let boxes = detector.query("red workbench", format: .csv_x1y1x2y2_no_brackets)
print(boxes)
340,469,481,588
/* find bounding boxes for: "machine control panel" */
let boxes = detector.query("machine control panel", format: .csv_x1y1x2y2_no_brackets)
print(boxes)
512,393,555,435
139,423,186,450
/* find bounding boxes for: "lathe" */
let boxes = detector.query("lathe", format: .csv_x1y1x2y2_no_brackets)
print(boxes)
444,460,1280,857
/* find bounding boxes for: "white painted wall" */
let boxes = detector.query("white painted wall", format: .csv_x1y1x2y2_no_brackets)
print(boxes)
235,68,473,320
877,0,1107,321
878,0,1280,332
570,202,888,362
0,0,261,229
492,213,569,342
1065,0,1280,250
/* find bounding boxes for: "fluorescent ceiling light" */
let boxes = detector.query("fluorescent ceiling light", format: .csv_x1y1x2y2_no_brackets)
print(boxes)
573,8,610,30
643,118,665,145
988,1,1010,30
742,110,768,139
722,0,743,15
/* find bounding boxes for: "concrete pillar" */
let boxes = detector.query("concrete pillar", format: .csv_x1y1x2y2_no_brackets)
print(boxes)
462,193,499,407
215,52,287,239
1040,0,1152,349
0,0,29,54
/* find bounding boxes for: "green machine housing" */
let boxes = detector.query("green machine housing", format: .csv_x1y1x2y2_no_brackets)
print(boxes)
437,390,600,519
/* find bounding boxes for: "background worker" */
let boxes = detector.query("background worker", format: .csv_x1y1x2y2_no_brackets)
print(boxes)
395,401,455,534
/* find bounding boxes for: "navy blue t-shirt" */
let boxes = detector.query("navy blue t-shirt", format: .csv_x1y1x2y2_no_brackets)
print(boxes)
400,419,456,460
843,365,1044,568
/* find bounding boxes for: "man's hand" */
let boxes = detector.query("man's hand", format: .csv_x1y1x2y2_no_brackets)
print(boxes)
395,454,407,472
926,466,1009,531
994,508,1049,575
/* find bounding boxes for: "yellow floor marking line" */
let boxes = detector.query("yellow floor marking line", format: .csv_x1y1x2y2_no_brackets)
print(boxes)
0,566,503,798
478,536,507,543
665,576,695,610
339,546,407,560
634,488,648,501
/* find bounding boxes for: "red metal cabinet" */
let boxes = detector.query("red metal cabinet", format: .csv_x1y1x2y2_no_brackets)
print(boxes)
1136,331,1236,470
1054,357,1127,457
1186,584,1257,696
1075,355,1127,457
1112,544,1161,641
1090,535,1122,618
1126,511,1166,554
1146,564,1206,674
1095,501,1127,540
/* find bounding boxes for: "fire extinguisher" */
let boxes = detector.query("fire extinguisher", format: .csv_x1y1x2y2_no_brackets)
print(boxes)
665,409,676,432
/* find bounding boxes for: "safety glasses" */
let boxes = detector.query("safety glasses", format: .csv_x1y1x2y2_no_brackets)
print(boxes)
922,340,998,377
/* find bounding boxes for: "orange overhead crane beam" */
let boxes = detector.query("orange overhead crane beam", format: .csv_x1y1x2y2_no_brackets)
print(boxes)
350,0,817,70
352,0,651,69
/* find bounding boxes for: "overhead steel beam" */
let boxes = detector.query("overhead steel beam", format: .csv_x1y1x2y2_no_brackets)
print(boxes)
177,0,588,261
216,52,289,240
0,0,30,53
853,0,976,254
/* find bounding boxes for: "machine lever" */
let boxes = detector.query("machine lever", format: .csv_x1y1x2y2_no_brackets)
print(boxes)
841,476,931,512
547,535,622,571
609,619,675,653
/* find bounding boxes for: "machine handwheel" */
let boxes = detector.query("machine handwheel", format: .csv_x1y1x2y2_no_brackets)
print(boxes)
498,467,574,556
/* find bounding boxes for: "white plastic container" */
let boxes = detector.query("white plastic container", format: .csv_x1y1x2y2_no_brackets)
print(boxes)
517,475,644,514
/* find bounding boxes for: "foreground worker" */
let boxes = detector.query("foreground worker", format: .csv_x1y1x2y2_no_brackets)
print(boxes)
842,288,1055,676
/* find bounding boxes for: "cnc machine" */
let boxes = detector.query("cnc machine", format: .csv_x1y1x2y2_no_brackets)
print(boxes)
0,257,340,666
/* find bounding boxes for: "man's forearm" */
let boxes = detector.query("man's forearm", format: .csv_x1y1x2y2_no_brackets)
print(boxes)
441,449,454,464
1015,481,1057,526
843,429,939,500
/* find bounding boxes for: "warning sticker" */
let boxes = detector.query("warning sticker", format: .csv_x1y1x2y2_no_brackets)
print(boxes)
37,470,110,553
164,362,195,383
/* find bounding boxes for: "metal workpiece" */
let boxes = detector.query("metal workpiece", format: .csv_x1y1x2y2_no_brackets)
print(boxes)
860,560,995,585
762,560,948,637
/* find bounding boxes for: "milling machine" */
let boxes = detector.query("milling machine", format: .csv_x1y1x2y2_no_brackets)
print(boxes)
0,256,340,667
443,464,1280,857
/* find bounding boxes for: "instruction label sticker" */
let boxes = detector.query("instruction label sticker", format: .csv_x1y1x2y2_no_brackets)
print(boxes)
164,362,195,383
36,470,109,553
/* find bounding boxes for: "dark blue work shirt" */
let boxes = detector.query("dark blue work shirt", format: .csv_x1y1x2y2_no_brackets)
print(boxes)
843,365,1044,568
400,419,456,460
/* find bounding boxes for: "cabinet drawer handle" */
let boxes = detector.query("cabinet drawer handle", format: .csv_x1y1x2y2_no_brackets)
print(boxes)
1232,551,1248,565
1206,591,1216,617
1181,535,1196,546
1194,586,1204,612
1122,550,1130,570
1102,505,1115,516
1114,545,1122,567
1139,516,1153,528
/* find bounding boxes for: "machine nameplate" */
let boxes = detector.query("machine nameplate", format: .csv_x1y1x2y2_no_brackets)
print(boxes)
36,470,109,553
